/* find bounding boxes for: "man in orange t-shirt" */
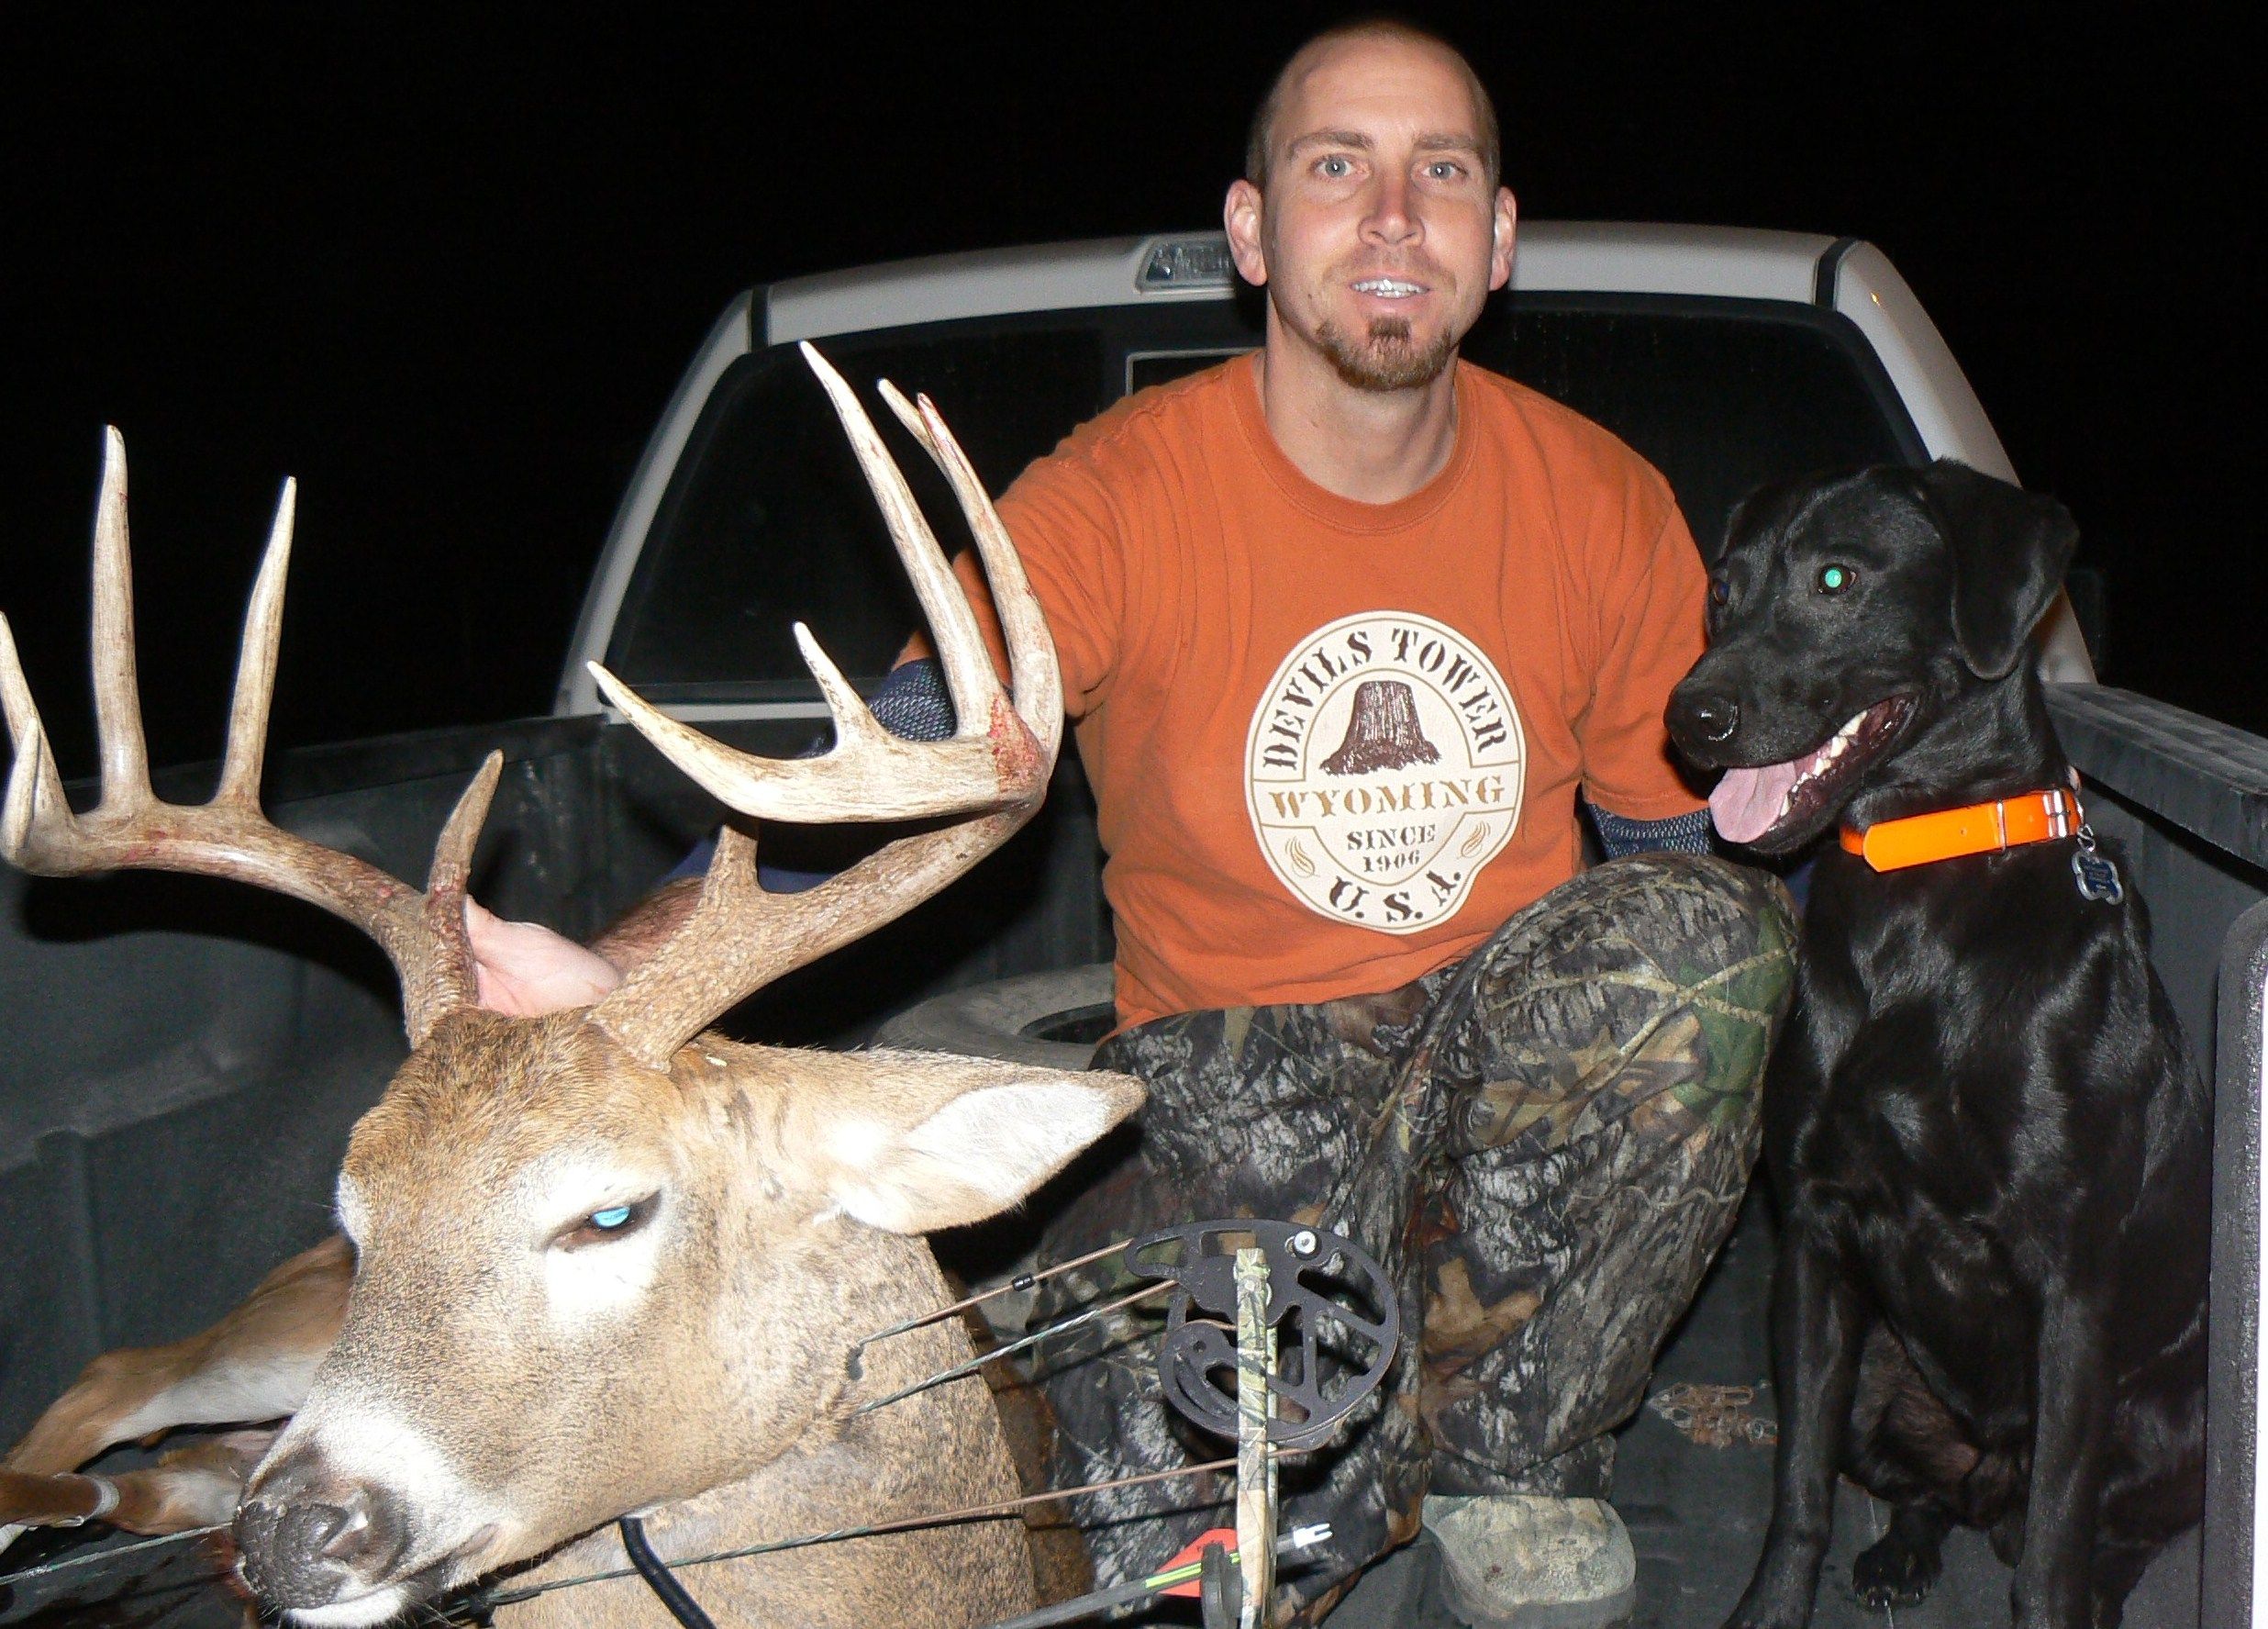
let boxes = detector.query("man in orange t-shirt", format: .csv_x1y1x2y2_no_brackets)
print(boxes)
940,23,1794,1627
471,20,1795,1628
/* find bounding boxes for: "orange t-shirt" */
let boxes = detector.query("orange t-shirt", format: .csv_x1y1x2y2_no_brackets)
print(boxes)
962,353,1705,1030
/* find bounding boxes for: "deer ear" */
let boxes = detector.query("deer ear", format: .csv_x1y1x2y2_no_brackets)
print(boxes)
792,1053,1144,1234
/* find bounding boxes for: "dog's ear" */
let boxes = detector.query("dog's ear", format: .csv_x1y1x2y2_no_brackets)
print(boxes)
1917,460,2080,680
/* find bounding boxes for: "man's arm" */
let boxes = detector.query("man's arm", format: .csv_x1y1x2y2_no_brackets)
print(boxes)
1573,476,1714,841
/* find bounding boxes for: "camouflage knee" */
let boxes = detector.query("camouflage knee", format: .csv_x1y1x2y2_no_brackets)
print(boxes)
1433,853,1796,1156
1583,852,1796,1142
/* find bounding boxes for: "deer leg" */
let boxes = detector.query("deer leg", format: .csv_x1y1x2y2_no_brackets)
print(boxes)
7,1234,350,1477
2,1429,279,1539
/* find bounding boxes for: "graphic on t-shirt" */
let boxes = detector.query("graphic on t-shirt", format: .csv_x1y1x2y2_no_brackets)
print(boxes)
1320,681,1440,775
1245,612,1526,934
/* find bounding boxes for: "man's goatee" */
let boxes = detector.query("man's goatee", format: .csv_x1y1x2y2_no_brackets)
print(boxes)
1316,315,1456,391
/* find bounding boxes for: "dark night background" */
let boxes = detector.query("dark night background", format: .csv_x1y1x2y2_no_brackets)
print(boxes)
0,6,2253,778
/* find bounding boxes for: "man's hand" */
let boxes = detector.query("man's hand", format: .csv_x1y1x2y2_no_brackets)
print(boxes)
465,899,624,1016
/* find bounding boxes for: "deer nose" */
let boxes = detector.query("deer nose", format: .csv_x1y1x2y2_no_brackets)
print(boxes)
237,1464,408,1608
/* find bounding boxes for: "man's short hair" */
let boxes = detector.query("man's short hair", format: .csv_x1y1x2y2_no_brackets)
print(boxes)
1243,17,1501,191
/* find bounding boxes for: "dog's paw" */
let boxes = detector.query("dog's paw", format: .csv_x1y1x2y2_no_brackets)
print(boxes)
1851,1529,1941,1608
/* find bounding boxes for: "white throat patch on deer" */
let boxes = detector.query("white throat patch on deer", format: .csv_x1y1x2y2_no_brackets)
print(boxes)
0,346,1140,1629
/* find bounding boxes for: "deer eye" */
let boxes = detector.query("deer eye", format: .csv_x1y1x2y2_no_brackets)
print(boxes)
556,1194,659,1250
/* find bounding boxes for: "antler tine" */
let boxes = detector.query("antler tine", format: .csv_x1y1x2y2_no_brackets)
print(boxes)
90,428,152,807
875,379,1061,754
593,782,1042,1071
797,342,998,734
586,363,1062,1070
408,751,506,1025
0,617,74,863
216,477,295,809
0,432,495,1046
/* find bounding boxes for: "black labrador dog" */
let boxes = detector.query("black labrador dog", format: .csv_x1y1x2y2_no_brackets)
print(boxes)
1666,462,2207,1629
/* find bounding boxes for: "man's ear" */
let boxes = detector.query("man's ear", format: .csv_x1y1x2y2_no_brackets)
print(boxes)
1225,179,1268,287
1488,186,1518,292
784,1051,1144,1234
1917,460,2080,680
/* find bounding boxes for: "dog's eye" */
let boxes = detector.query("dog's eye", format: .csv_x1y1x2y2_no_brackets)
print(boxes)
1817,564,1854,596
1708,575,1729,607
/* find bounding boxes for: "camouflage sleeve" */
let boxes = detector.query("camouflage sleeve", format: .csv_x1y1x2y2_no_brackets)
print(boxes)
865,655,955,742
1587,802,1712,857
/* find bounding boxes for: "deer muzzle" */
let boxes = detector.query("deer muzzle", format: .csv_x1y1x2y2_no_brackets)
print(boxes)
236,1441,495,1624
235,1447,408,1609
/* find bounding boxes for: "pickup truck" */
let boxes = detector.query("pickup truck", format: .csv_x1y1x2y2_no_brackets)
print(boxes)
2,227,2260,1629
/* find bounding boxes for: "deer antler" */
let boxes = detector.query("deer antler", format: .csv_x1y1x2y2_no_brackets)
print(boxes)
585,344,1062,1070
0,430,500,1045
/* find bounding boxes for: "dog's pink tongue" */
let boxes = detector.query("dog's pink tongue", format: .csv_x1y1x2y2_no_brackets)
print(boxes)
1710,762,1802,844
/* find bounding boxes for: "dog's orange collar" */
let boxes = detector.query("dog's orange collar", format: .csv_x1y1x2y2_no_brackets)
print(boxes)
1840,783,2083,873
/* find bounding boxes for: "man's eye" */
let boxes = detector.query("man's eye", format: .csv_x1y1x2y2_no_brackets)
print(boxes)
1317,155,1352,178
1425,161,1464,181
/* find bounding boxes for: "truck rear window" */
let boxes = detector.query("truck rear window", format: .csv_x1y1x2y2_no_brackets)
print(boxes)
1110,295,1919,561
1462,296,1921,558
608,297,1917,701
607,326,1105,703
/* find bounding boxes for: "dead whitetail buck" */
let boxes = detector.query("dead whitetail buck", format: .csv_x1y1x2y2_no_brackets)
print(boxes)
0,346,1141,1629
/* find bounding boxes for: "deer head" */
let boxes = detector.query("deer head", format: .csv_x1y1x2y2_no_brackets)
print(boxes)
0,350,1140,1623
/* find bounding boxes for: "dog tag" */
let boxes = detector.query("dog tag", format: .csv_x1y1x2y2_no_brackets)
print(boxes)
2072,829,2123,904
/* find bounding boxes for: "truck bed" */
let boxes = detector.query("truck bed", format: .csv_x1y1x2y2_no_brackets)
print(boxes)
0,694,2254,1628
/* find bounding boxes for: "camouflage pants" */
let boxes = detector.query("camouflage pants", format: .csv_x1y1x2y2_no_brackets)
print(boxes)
1031,854,1796,1621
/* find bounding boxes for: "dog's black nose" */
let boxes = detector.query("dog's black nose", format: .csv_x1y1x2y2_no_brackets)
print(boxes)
1673,692,1740,744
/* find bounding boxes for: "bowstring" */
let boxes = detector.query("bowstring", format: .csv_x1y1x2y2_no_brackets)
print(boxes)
0,1523,228,1590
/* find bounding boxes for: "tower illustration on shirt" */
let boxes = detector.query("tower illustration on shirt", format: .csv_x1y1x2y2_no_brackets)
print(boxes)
1319,680,1441,775
1245,612,1526,933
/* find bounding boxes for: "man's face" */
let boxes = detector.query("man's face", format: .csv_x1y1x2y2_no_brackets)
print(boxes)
1227,35,1516,393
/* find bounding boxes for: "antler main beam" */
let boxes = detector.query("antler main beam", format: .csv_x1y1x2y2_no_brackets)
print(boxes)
586,345,1062,1069
0,430,499,1045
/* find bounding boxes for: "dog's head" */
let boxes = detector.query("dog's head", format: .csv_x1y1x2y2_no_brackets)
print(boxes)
1666,461,2077,854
